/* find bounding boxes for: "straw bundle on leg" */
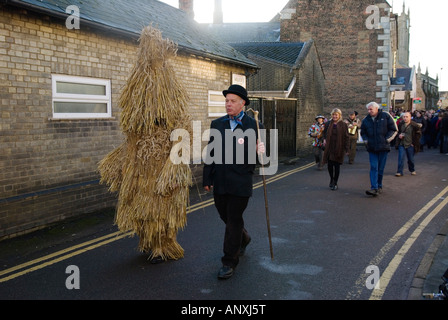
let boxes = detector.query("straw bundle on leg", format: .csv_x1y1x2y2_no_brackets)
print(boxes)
98,26,192,262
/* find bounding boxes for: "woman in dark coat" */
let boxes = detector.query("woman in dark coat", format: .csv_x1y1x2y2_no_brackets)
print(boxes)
322,108,350,190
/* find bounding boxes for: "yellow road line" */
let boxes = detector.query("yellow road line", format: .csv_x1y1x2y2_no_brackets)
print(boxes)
0,231,124,277
187,199,214,213
0,231,132,283
346,185,448,299
254,162,316,188
370,194,448,300
0,162,314,283
187,162,315,212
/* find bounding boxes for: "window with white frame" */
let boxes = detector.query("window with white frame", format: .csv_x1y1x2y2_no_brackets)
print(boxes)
52,75,112,119
208,90,226,117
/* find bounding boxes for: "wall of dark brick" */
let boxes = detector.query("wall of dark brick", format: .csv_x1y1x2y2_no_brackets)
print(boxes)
295,41,325,156
281,0,390,116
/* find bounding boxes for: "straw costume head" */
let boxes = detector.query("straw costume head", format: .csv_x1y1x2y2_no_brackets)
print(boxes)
98,26,192,262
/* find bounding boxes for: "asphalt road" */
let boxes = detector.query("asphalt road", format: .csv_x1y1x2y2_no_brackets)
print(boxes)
1,147,447,307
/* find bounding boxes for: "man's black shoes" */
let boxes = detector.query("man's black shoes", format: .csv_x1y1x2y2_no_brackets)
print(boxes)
365,189,379,197
218,266,234,280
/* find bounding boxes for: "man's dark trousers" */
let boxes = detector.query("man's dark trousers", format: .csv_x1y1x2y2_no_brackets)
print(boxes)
214,193,250,268
203,113,261,270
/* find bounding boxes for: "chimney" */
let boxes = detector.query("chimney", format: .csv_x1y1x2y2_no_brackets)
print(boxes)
214,0,223,24
179,0,194,19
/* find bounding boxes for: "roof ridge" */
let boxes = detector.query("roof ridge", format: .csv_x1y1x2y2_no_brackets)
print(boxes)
8,0,257,68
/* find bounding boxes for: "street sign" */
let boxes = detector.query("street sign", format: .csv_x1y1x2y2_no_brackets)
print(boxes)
413,98,422,104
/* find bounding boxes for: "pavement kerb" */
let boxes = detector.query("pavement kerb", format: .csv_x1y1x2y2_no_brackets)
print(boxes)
408,220,448,300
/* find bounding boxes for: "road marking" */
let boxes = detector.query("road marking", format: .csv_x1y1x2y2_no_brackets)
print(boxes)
0,162,314,283
346,186,448,299
255,162,316,187
369,193,448,300
187,162,315,213
0,231,132,283
0,231,121,277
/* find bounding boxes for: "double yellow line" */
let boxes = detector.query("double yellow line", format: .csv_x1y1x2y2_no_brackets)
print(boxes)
187,161,315,213
0,161,315,283
0,231,132,283
369,186,448,300
346,185,448,299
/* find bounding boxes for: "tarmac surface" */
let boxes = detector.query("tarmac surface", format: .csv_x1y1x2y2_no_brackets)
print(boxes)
1,148,447,301
414,215,448,300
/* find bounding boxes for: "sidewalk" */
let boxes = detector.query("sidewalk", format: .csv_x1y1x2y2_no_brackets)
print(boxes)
408,219,448,299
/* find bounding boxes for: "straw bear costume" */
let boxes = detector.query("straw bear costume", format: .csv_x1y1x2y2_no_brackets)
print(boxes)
98,26,192,261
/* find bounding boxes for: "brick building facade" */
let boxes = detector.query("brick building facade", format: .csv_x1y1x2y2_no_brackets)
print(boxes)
291,40,326,155
279,0,393,115
0,1,256,238
228,40,325,156
416,64,440,110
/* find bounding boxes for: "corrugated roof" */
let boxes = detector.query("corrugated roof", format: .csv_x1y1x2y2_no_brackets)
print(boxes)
9,0,257,68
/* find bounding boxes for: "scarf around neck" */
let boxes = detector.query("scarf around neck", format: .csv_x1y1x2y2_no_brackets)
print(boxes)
223,110,244,126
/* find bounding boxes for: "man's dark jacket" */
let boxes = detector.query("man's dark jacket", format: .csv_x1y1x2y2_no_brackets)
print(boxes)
361,110,398,153
441,117,448,135
397,120,422,153
203,114,261,197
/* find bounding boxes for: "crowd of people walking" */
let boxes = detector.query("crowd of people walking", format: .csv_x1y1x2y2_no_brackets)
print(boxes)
391,108,448,154
308,104,448,195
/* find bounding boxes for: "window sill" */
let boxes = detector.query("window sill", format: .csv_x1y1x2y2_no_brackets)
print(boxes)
48,117,117,121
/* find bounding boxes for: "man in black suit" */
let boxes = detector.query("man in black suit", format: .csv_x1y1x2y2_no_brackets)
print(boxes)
203,84,265,280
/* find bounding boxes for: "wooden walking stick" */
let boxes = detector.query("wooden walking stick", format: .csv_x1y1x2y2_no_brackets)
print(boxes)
247,108,274,260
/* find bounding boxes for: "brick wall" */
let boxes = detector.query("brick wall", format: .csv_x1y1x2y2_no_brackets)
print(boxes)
294,41,325,156
0,7,246,238
245,41,325,156
280,0,390,116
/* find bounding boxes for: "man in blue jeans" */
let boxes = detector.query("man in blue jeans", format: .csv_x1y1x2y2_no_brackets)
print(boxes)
361,102,398,196
395,112,421,177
